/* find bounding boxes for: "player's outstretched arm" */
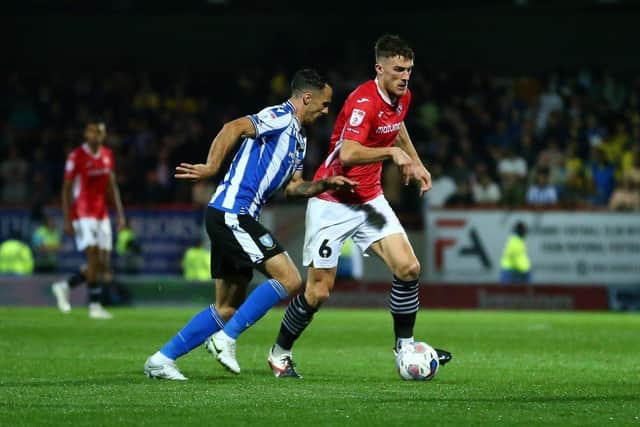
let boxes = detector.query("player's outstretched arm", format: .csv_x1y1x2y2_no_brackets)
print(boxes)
284,171,357,199
394,122,432,195
175,117,256,181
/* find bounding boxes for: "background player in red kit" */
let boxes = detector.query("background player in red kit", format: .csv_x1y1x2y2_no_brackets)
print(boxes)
267,34,452,377
51,119,126,319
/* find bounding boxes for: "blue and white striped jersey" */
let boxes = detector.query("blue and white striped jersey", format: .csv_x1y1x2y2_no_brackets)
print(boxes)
209,100,306,219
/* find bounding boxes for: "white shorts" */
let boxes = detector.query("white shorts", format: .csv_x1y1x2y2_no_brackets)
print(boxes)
302,195,406,269
72,217,112,252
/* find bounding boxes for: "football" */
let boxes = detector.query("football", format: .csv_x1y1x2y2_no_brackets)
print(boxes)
395,341,439,381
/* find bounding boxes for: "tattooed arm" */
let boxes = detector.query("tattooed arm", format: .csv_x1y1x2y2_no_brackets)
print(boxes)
284,171,358,199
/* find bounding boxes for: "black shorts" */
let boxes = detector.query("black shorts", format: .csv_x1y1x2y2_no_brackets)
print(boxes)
205,206,285,280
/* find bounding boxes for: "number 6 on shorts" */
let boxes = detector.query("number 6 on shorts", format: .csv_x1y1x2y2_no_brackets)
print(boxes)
318,239,333,258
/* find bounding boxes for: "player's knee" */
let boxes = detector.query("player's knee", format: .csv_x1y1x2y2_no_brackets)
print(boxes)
306,279,332,306
395,260,421,282
214,305,236,322
312,285,332,304
279,269,303,296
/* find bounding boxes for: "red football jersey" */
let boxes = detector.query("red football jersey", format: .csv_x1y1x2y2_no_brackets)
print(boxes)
64,144,114,219
314,79,411,204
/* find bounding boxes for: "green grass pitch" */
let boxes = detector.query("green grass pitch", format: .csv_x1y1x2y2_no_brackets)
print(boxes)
1,307,638,426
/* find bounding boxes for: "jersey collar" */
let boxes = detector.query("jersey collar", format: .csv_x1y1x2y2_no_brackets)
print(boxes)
82,143,103,159
375,78,397,107
285,100,302,130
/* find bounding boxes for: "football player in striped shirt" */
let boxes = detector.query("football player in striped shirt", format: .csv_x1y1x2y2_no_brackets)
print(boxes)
144,69,357,380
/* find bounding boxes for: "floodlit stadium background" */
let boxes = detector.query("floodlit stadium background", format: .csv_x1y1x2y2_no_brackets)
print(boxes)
2,0,640,310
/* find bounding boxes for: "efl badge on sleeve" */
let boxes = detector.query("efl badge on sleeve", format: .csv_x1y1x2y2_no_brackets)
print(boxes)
349,109,366,126
259,233,275,249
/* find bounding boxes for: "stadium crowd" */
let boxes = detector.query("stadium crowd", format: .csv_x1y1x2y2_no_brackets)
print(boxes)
2,67,640,215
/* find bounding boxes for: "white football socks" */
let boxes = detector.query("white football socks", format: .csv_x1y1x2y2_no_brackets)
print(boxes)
271,343,290,358
150,351,175,365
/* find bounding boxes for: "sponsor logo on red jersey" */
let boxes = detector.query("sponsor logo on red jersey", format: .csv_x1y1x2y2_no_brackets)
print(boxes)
314,80,411,204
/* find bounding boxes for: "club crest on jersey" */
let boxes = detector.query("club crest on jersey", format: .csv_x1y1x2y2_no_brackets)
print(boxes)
259,233,275,249
396,104,403,115
349,109,366,126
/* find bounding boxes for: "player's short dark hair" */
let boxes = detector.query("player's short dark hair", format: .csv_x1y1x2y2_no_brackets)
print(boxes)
85,116,106,129
375,34,414,61
514,221,527,238
291,68,328,96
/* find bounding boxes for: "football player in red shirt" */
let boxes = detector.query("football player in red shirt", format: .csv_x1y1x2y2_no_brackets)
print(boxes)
51,119,125,319
268,35,452,377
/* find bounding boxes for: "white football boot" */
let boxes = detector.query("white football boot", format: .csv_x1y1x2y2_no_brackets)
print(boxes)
144,358,187,381
206,332,240,374
88,303,113,319
267,345,302,378
51,281,71,313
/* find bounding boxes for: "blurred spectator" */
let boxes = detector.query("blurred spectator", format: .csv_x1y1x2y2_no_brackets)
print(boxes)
444,179,473,207
450,154,472,184
0,232,34,275
602,69,627,112
500,221,531,285
115,219,143,274
588,146,616,206
535,79,564,134
536,139,565,187
500,175,526,208
31,214,62,273
564,142,584,178
561,168,592,209
1,145,29,204
142,170,167,203
192,180,216,207
497,146,527,181
518,132,538,166
608,176,640,212
621,142,640,186
336,238,363,280
584,113,606,147
424,163,456,209
486,119,512,148
181,238,210,281
526,168,558,206
472,163,501,206
601,120,630,170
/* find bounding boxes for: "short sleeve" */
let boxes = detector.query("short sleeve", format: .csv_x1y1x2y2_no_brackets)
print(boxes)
64,151,78,181
295,152,305,172
341,97,375,144
247,106,292,138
